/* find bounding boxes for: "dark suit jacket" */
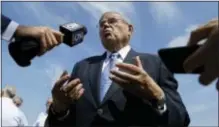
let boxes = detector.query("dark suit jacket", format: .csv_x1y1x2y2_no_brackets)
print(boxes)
46,49,190,127
1,14,12,35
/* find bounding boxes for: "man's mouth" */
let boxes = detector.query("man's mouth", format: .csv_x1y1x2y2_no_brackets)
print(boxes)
103,31,111,37
103,30,111,33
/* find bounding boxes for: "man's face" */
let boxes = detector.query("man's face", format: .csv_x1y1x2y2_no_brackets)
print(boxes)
15,102,21,107
13,98,22,107
99,12,133,52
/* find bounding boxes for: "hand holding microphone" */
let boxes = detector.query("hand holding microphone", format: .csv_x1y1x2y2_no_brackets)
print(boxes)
14,26,64,56
9,22,87,67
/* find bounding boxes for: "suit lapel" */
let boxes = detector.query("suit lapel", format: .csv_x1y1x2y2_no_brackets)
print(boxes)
101,49,139,105
88,53,106,106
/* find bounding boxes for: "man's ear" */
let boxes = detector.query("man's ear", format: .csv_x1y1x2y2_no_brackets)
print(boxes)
128,24,134,33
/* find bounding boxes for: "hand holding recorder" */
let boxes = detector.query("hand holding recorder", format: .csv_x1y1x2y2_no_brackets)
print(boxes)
183,19,219,89
159,18,218,90
9,22,87,67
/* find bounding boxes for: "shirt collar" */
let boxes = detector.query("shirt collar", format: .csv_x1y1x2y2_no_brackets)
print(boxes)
106,45,131,60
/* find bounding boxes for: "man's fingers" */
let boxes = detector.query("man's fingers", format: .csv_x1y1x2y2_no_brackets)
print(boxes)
48,30,59,46
183,39,211,72
70,84,83,99
199,71,217,85
54,75,70,89
116,63,140,74
60,70,68,78
76,88,85,100
45,32,53,50
61,78,81,92
52,29,63,36
72,83,83,93
183,46,206,72
52,30,64,43
39,35,47,56
110,69,135,81
135,56,143,68
184,28,217,73
65,82,82,94
109,74,129,86
188,22,215,46
208,18,218,24
69,87,84,100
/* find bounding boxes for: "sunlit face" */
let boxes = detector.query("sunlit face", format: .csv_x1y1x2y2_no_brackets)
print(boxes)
15,102,21,107
99,12,133,52
13,97,22,107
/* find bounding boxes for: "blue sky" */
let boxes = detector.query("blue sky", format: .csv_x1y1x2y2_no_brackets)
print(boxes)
1,1,218,126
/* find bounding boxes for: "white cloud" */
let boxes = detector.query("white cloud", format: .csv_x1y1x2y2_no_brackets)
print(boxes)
167,25,199,47
177,77,218,126
187,101,218,126
148,2,182,24
188,103,211,114
19,2,70,27
167,24,207,47
76,2,136,25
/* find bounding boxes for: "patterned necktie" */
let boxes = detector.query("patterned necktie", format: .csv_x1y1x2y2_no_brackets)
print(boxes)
99,53,120,102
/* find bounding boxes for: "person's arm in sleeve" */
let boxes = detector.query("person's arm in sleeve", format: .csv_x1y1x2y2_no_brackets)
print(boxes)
157,58,190,127
32,114,41,127
33,121,40,127
45,62,80,127
14,111,29,126
1,14,64,56
1,14,19,42
22,114,29,126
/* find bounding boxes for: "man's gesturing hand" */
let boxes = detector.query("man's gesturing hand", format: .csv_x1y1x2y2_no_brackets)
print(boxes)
183,19,219,90
52,71,85,113
15,26,64,56
110,56,164,101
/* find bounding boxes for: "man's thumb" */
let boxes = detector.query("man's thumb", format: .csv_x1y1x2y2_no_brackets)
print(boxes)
60,70,68,78
135,56,143,68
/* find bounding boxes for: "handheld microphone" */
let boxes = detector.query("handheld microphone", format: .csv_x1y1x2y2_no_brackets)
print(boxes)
8,22,87,67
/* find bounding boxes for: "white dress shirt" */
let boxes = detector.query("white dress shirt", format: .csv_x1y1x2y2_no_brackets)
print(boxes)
2,20,19,42
33,112,48,127
101,45,131,72
0,97,28,126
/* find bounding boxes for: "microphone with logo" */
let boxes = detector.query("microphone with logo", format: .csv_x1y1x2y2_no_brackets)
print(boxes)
8,22,87,67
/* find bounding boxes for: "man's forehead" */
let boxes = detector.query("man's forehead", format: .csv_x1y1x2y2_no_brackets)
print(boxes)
100,12,124,21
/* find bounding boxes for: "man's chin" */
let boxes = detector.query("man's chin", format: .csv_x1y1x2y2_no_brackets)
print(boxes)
102,40,118,52
104,35,113,39
103,37,114,43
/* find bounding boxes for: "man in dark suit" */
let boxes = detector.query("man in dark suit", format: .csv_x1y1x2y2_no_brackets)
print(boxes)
1,14,63,56
46,12,190,127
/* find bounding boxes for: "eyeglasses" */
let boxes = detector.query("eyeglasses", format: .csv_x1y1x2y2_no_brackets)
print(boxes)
97,18,128,29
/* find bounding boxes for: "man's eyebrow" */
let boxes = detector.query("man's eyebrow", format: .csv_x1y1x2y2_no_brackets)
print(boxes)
99,17,123,22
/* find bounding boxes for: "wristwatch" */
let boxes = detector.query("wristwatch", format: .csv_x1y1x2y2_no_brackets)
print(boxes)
151,94,166,110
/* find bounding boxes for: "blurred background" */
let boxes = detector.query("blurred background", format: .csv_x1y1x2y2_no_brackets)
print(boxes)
1,1,218,126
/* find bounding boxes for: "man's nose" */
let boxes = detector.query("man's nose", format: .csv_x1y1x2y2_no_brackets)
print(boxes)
102,22,110,29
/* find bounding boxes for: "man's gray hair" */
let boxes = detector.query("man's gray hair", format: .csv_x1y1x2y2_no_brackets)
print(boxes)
100,11,132,25
13,96,23,104
3,85,16,98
